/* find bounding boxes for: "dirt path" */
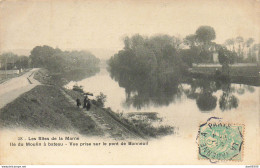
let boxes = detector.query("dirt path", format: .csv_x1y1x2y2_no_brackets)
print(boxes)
59,88,144,140
0,68,40,109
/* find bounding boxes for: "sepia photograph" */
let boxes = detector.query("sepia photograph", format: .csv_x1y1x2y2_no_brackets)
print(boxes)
0,0,259,165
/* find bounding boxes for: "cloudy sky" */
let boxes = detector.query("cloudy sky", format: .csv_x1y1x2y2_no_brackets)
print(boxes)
0,0,259,58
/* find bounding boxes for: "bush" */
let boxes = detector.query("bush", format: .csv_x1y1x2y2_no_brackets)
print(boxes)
91,92,107,108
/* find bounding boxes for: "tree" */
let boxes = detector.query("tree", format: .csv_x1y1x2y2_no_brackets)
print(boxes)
179,48,200,67
246,38,254,48
199,50,212,63
224,38,235,51
131,34,145,50
218,47,233,75
182,26,217,63
245,38,255,61
123,36,131,50
218,47,228,73
235,36,245,60
0,52,18,70
236,36,244,45
183,34,197,48
195,26,216,46
30,45,57,67
15,56,29,69
252,43,260,62
172,36,183,49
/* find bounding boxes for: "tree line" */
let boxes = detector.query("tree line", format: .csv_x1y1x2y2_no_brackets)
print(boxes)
0,53,29,70
0,45,100,73
223,37,259,63
182,26,259,66
29,45,100,73
109,25,260,77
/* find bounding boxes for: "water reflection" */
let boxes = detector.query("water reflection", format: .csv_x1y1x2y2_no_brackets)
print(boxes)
218,82,238,111
110,71,182,110
183,79,218,112
109,70,254,112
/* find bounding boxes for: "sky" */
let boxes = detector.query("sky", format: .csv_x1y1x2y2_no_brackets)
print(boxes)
0,0,259,59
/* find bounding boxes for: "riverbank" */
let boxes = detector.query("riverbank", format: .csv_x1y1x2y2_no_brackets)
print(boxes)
33,67,100,86
0,68,174,139
0,84,103,136
188,63,260,86
186,71,260,86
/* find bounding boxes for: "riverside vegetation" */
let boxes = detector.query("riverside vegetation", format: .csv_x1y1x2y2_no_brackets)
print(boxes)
0,45,173,139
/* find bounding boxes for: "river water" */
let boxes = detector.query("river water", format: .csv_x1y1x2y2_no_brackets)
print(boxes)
66,66,259,136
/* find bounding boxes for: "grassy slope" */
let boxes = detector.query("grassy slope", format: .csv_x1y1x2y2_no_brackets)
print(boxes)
0,85,103,136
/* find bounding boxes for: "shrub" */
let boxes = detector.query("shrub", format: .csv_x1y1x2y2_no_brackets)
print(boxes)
91,92,107,108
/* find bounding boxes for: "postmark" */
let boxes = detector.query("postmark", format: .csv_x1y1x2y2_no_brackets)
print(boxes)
197,117,244,162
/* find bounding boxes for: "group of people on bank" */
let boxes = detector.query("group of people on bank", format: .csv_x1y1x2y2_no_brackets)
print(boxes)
76,93,93,111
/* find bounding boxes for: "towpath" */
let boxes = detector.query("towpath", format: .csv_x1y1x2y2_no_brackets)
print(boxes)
59,88,144,140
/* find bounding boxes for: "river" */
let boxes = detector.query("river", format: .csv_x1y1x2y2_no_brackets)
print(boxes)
66,66,259,136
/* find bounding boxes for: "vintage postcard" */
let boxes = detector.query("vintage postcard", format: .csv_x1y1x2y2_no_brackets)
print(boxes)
0,0,259,165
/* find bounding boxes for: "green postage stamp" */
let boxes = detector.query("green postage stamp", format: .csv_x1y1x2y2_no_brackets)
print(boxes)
197,117,244,162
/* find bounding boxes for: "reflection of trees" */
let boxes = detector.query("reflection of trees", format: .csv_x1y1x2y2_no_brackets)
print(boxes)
183,79,248,112
113,69,254,111
218,81,256,111
244,85,255,93
196,93,217,111
111,70,182,109
219,94,238,111
184,79,217,112
236,85,245,95
235,84,255,95
219,82,238,111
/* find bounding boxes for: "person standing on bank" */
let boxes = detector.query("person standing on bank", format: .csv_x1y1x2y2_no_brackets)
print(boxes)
86,98,91,111
83,96,88,109
76,98,81,108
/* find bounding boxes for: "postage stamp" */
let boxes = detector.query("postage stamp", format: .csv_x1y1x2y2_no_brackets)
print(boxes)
197,117,244,162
